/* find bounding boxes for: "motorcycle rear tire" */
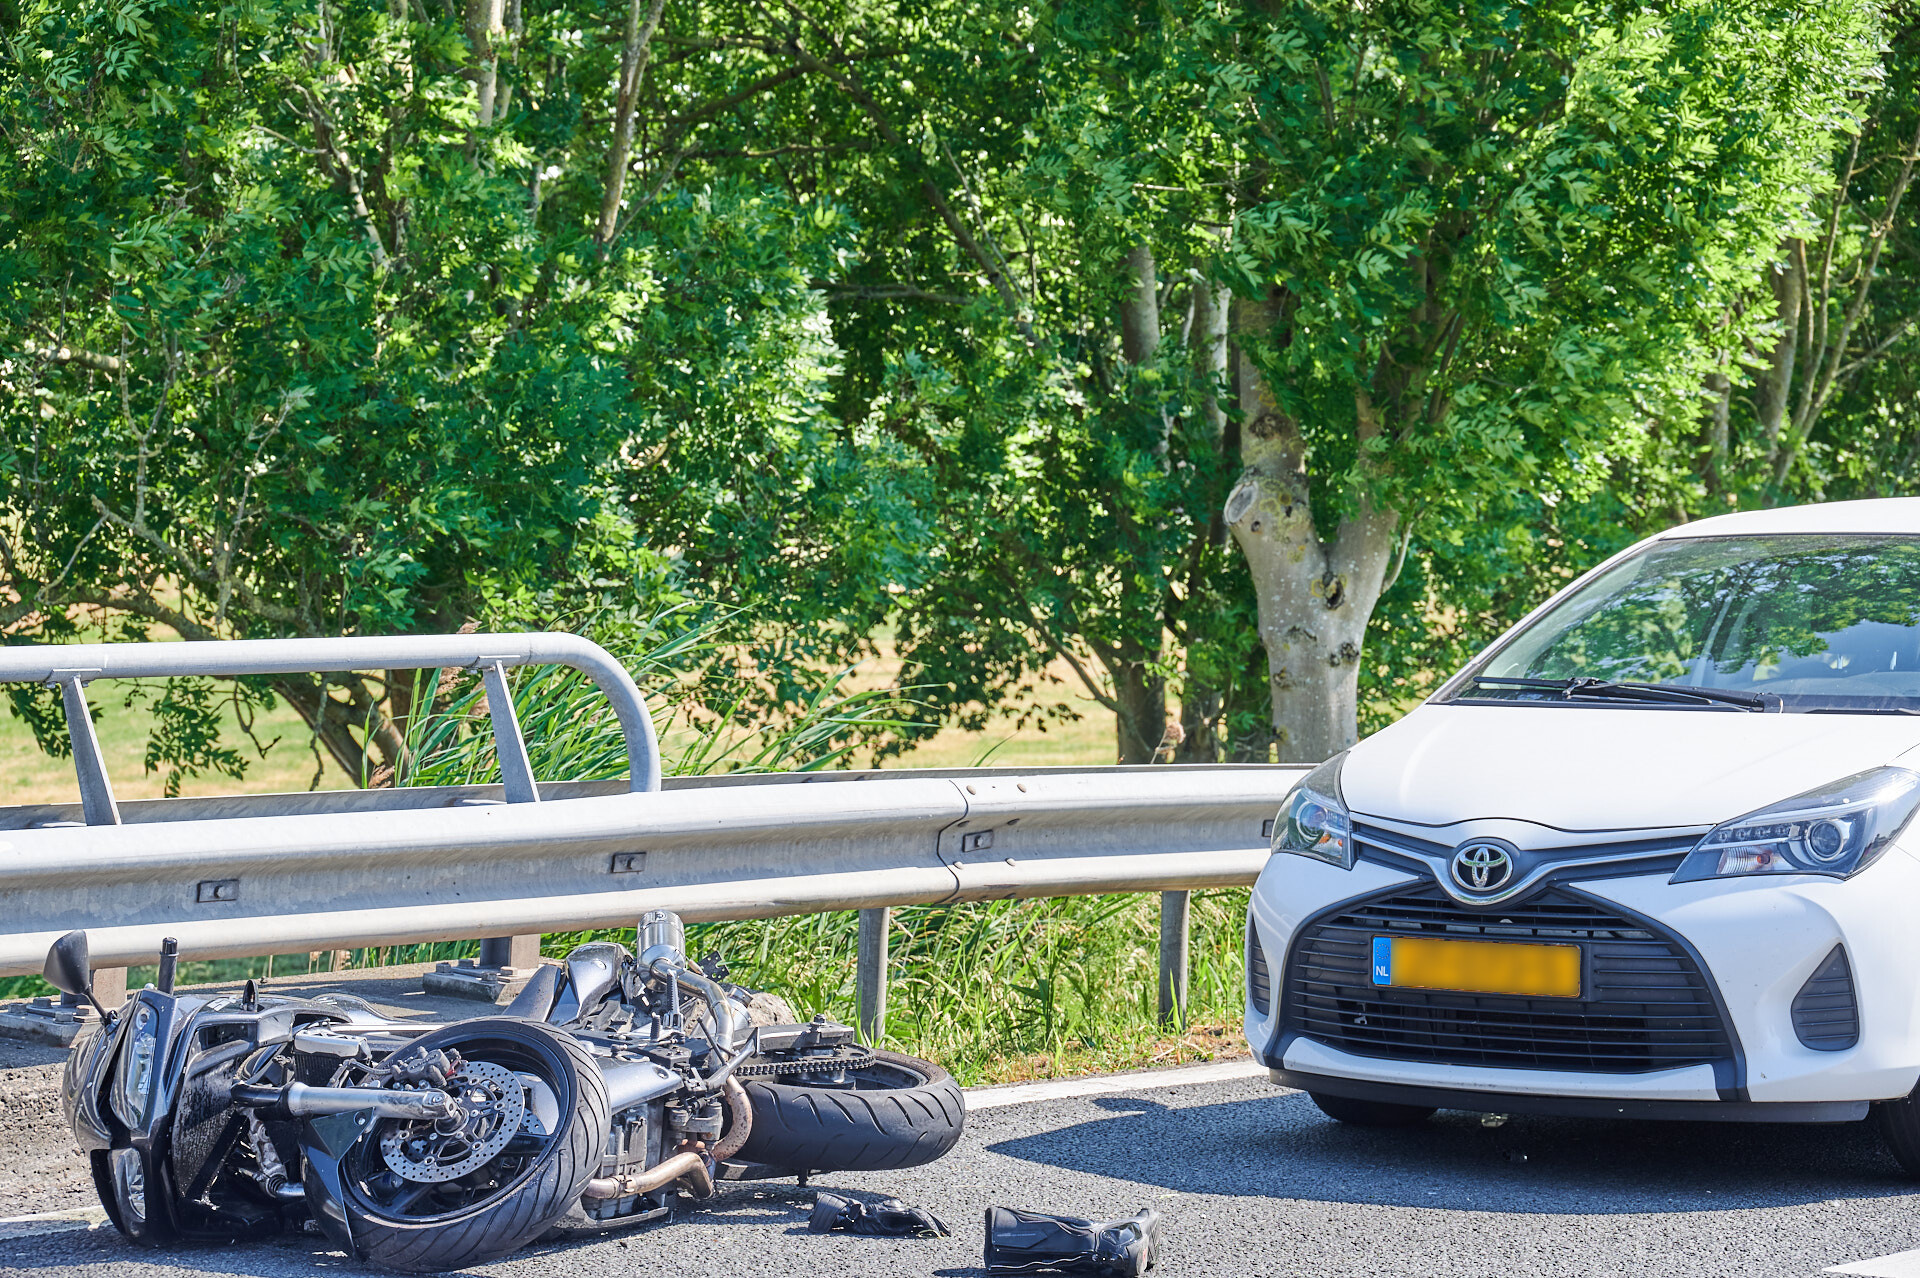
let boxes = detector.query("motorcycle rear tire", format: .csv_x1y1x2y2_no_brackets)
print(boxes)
339,1018,609,1274
735,1048,964,1173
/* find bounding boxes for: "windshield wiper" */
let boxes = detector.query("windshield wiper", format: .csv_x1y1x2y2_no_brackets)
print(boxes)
1465,675,1773,711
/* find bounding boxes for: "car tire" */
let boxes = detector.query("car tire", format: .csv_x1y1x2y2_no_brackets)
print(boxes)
1874,1091,1920,1176
735,1048,964,1172
1308,1090,1437,1127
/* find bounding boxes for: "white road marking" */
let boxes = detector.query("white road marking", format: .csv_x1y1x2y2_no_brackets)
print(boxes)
1826,1249,1920,1276
0,1206,108,1241
963,1057,1269,1111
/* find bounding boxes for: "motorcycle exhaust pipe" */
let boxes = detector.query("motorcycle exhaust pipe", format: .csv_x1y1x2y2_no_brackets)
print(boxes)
580,1148,715,1201
232,1081,455,1120
711,1077,753,1162
582,1078,749,1202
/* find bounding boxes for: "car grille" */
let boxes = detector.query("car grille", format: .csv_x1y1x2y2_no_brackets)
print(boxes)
1282,882,1734,1074
1248,928,1271,1017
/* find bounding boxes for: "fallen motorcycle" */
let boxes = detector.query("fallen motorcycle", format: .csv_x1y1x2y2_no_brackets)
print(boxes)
49,909,964,1272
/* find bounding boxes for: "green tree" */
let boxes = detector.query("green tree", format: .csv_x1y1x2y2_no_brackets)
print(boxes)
0,0,855,781
605,0,1276,763
1702,5,1920,504
1164,0,1881,759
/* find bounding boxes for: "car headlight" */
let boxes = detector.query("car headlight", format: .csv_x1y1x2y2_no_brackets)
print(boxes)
1271,754,1353,870
1672,766,1920,883
112,1001,160,1128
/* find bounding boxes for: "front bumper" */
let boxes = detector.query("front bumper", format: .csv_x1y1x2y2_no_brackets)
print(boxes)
1246,841,1920,1112
1269,1065,1867,1123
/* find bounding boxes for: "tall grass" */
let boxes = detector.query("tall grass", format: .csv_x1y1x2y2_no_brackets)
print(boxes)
537,892,1251,1086
680,890,1251,1085
400,608,922,787
4,609,1253,1082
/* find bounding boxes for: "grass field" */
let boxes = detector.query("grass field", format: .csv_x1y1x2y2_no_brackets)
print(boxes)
0,646,1116,805
0,677,350,805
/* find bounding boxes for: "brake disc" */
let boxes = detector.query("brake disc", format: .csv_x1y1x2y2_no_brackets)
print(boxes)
379,1060,526,1183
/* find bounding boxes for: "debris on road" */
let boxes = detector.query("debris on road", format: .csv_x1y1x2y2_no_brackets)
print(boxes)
983,1205,1161,1276
807,1192,950,1238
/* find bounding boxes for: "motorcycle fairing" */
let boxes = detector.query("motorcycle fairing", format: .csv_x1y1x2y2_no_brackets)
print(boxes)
64,1014,127,1153
299,1108,369,1257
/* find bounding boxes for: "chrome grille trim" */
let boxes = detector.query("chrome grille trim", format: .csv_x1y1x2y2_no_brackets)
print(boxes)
1352,822,1700,906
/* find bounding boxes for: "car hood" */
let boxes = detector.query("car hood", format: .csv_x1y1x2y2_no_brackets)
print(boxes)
1342,704,1920,833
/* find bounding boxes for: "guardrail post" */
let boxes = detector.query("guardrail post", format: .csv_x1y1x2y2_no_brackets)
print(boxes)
56,672,120,828
0,673,127,1044
424,661,546,1003
857,906,889,1045
1158,890,1189,1028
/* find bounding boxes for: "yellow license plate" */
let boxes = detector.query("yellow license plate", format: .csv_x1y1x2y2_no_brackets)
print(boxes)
1372,935,1581,999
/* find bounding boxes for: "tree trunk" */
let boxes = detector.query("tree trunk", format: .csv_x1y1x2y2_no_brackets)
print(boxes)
1176,275,1232,764
272,673,410,787
1702,368,1732,497
1224,303,1397,764
1119,243,1159,366
1758,246,1803,461
1111,243,1167,765
596,0,668,246
1114,658,1167,765
464,0,507,127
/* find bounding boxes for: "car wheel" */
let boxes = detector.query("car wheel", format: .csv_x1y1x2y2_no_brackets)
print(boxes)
1874,1091,1920,1177
1308,1090,1436,1127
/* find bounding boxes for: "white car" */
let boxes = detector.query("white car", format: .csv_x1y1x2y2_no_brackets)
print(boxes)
1246,497,1920,1171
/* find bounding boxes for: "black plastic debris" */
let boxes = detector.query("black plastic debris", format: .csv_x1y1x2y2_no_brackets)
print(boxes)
983,1205,1161,1276
808,1192,950,1238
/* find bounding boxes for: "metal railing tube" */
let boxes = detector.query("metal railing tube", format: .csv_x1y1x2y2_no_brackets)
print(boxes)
0,631,661,795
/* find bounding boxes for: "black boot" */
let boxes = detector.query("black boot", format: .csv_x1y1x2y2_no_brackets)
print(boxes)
983,1206,1161,1276
808,1192,950,1238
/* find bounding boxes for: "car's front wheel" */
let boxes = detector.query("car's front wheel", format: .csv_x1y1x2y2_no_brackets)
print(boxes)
1308,1090,1436,1127
1873,1089,1920,1176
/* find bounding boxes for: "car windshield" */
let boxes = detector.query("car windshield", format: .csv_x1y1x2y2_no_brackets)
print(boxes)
1453,533,1920,713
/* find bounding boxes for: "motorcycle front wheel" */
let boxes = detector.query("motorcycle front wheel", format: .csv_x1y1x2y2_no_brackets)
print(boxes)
734,1048,964,1173
335,1018,609,1273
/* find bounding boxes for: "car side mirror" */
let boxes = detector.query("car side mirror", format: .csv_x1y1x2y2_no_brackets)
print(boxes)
43,929,93,999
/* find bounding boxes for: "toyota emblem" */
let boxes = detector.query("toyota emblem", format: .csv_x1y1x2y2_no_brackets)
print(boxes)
1450,842,1515,893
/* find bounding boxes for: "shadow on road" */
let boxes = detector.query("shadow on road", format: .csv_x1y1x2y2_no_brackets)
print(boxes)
985,1089,1919,1215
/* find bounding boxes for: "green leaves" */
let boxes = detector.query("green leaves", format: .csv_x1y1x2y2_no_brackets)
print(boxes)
0,0,1902,782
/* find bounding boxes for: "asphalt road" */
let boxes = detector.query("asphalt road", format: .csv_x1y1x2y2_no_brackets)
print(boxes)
9,1054,1920,1278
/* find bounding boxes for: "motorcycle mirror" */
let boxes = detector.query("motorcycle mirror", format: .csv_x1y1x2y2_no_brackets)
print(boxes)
43,930,105,1018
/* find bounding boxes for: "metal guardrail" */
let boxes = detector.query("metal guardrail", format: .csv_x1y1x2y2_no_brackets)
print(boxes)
0,632,664,824
0,633,1301,1038
0,764,1300,976
0,631,665,998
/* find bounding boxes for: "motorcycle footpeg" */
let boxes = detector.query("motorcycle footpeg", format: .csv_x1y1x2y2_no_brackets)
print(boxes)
983,1205,1161,1276
808,1191,950,1238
